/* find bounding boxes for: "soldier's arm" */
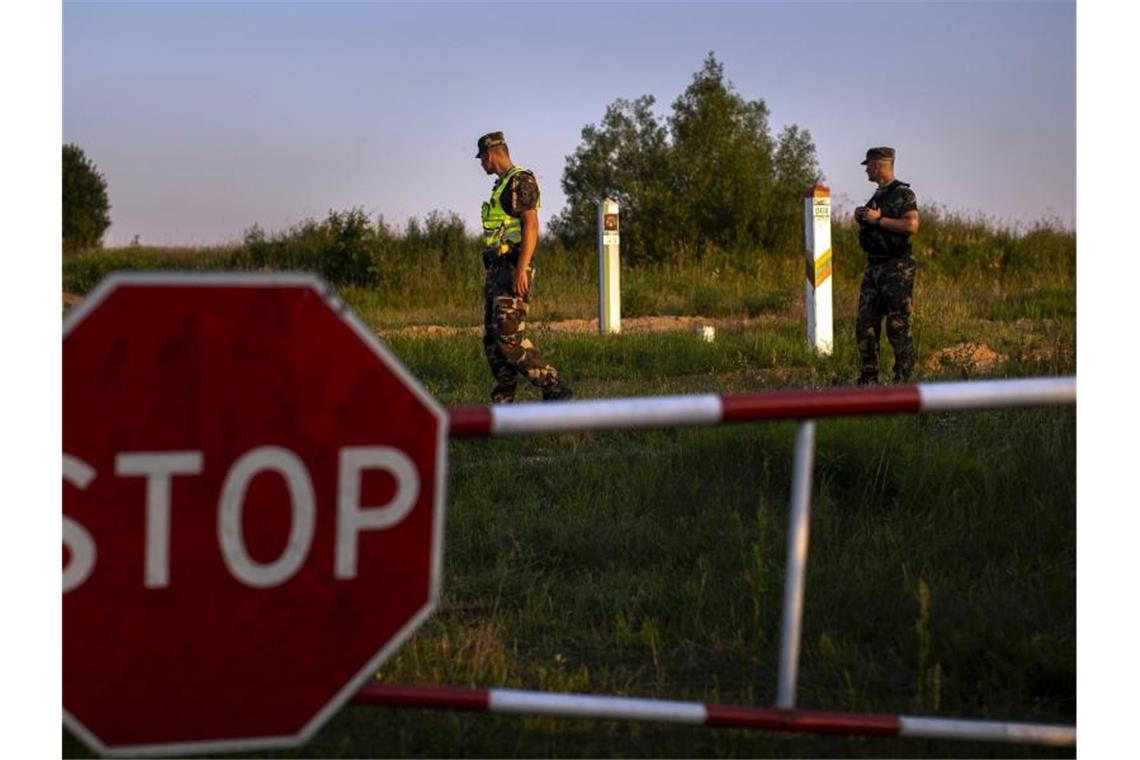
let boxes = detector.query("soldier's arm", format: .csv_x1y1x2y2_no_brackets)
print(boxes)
514,208,539,297
863,186,919,234
876,210,919,235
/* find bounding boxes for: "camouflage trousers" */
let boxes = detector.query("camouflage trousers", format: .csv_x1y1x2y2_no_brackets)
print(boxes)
856,256,917,383
482,262,562,403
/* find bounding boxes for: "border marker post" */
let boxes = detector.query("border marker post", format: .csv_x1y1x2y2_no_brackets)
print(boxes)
804,184,833,355
598,198,621,334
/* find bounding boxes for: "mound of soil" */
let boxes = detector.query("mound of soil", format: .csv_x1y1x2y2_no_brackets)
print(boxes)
923,342,1007,374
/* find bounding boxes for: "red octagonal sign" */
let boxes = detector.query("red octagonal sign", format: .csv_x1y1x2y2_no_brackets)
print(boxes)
63,273,448,756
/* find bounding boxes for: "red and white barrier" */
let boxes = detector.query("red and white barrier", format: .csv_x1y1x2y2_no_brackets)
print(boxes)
420,375,1078,748
353,684,1076,747
448,377,1075,437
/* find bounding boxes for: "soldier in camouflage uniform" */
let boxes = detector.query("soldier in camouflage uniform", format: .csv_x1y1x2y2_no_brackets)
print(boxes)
475,131,572,403
853,147,921,384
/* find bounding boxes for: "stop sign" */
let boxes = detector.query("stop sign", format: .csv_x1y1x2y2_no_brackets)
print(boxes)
63,273,448,756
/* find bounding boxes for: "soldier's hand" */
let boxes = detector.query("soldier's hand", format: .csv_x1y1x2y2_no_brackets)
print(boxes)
862,208,882,224
513,267,530,298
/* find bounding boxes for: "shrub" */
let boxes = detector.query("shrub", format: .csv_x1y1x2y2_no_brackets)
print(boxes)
62,144,111,257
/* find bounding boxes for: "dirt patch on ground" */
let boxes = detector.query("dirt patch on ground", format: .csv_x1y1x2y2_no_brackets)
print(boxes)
387,323,481,337
62,291,783,339
923,342,1008,374
381,314,783,338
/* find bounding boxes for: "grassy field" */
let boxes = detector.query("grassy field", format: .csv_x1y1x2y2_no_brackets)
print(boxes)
62,215,1075,757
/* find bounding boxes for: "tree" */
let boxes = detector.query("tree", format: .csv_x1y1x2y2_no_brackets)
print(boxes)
668,53,776,258
63,144,111,256
769,125,823,251
549,95,670,263
552,53,821,265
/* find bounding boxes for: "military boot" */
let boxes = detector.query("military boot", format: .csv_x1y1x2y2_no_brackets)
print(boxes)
491,382,517,404
542,383,574,402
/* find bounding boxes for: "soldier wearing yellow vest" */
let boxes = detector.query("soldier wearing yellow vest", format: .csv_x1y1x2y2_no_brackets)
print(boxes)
475,131,572,403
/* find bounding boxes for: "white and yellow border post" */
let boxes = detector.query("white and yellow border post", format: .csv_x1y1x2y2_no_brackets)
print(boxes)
597,198,621,335
803,184,833,355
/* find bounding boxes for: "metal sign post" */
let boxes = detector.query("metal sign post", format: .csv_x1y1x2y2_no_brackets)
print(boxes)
804,185,833,355
597,198,621,335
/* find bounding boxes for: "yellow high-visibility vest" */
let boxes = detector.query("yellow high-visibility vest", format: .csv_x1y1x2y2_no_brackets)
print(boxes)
481,165,533,252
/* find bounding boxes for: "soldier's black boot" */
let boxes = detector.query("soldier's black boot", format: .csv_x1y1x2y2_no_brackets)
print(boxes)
856,373,879,386
892,353,915,384
542,384,574,402
491,382,517,404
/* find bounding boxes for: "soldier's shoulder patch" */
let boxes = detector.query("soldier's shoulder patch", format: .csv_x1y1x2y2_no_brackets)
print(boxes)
512,169,537,188
890,183,917,211
511,171,540,210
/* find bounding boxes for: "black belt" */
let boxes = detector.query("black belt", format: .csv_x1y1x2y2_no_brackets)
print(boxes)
866,251,914,266
483,247,519,270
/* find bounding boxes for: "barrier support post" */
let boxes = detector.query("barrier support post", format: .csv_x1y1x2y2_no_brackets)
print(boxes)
776,420,817,709
598,198,621,334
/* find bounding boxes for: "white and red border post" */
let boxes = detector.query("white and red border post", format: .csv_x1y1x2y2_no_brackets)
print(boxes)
598,198,621,335
804,184,833,355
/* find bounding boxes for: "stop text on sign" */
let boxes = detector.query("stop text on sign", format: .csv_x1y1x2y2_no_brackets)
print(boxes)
63,444,419,592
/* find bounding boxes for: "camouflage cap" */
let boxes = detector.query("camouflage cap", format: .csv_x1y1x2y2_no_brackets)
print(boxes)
476,131,507,157
861,146,896,165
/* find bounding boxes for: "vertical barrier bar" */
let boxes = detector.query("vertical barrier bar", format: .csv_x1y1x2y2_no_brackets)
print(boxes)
597,198,621,334
776,420,817,709
803,185,833,355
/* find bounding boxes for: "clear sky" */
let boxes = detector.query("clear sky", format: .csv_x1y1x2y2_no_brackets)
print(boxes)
64,0,1075,247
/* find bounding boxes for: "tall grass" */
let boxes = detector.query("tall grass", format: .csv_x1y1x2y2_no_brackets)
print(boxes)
64,206,1075,328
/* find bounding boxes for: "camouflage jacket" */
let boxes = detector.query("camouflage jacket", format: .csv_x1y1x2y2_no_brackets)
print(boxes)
858,180,918,263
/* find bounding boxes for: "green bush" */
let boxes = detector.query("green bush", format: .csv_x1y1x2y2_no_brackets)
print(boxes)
62,144,112,257
241,208,386,286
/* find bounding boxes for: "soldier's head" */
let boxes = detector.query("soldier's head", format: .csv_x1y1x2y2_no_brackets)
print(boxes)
476,131,511,175
861,146,896,185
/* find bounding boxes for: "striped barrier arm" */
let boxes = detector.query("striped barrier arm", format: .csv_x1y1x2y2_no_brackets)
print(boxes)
353,683,1075,747
448,376,1075,437
433,375,1077,749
